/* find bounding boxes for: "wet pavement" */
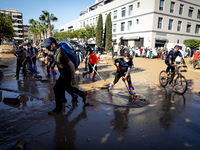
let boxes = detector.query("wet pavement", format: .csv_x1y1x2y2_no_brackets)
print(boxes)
0,54,200,150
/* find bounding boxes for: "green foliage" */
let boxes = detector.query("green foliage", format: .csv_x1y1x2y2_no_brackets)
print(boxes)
0,12,15,42
96,14,103,47
85,25,96,40
105,13,112,52
183,39,200,48
39,10,58,37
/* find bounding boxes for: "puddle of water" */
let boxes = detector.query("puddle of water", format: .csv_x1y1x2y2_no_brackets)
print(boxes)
0,90,43,110
88,89,149,108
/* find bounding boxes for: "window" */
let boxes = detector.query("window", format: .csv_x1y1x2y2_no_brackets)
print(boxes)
87,20,88,25
170,2,175,13
186,24,191,33
129,5,133,15
188,7,193,17
179,4,183,15
113,24,117,32
105,14,107,22
159,0,164,11
157,17,163,29
83,21,85,27
96,17,98,24
168,19,173,30
197,9,200,19
80,22,82,28
90,19,92,25
128,21,132,30
114,10,117,19
121,22,125,31
136,19,139,24
122,7,126,17
195,25,200,34
93,18,95,25
177,21,182,31
137,2,140,8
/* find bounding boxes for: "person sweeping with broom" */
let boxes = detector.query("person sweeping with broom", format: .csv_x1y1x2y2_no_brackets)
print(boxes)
108,52,136,100
82,51,100,81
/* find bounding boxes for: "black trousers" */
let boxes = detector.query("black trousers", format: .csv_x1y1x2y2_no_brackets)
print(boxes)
16,59,27,77
54,71,84,111
165,60,175,74
47,60,56,69
113,71,132,85
28,56,36,66
88,63,97,73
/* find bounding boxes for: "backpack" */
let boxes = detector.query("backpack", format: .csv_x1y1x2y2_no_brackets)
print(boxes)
30,47,38,55
54,42,80,70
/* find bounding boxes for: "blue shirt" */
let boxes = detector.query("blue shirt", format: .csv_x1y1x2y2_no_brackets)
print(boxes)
14,50,27,59
115,58,133,73
165,50,182,63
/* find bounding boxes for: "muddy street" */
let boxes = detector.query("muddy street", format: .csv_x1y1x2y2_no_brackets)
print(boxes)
0,54,200,150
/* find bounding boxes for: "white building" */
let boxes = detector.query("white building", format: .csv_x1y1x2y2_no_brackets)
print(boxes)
60,0,200,48
0,8,23,43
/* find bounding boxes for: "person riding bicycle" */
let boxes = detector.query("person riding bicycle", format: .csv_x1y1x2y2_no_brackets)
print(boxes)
165,45,186,76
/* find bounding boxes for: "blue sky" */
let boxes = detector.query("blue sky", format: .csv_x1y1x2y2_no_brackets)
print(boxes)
0,0,96,30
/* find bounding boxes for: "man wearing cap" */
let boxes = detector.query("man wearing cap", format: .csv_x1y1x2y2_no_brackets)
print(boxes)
43,37,87,115
165,45,186,75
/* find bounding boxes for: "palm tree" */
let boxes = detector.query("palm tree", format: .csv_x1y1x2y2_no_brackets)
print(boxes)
39,10,58,37
29,19,39,44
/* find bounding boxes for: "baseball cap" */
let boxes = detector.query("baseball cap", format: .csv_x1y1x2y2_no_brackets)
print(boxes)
43,37,56,48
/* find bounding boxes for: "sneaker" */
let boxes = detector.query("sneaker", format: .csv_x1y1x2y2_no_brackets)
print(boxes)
82,91,87,103
48,108,62,115
72,95,78,101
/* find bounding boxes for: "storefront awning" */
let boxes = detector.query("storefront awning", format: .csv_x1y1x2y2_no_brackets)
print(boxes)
122,36,140,40
155,38,168,41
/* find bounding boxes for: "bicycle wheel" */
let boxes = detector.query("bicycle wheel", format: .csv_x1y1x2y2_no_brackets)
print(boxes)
159,70,168,87
174,75,188,94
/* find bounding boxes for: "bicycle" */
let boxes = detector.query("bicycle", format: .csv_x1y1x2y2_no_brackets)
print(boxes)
159,64,188,94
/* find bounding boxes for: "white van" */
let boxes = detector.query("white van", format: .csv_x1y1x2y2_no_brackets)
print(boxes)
166,43,188,58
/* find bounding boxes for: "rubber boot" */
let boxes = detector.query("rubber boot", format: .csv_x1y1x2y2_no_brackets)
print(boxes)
92,73,97,81
129,84,135,95
33,66,37,73
29,65,33,71
109,82,114,90
82,71,89,78
47,68,51,76
52,69,57,77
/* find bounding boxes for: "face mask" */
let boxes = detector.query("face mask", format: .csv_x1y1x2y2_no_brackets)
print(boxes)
124,58,130,62
28,46,31,49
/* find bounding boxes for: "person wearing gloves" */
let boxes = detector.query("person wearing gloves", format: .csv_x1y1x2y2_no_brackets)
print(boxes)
108,52,135,95
13,46,27,78
82,51,100,81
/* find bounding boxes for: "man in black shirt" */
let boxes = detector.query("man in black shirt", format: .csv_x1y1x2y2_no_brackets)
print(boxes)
84,43,92,71
43,37,87,115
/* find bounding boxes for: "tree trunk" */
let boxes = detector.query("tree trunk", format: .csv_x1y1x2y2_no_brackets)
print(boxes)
48,20,51,37
43,30,45,42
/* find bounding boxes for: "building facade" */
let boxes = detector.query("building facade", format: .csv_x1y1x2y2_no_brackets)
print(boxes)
60,0,200,48
23,25,33,40
0,8,24,43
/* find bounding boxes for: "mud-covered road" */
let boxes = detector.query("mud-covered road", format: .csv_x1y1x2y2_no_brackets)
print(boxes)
0,54,200,150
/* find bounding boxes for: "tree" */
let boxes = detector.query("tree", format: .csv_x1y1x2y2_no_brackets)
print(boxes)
39,10,58,37
0,12,15,44
105,13,112,52
85,25,96,40
183,39,200,48
96,14,103,47
29,19,40,44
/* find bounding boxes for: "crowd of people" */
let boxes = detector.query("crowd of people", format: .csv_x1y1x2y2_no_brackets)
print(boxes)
12,38,199,115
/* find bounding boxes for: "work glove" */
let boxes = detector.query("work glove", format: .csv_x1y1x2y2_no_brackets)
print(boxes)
22,62,24,66
17,57,20,59
122,77,126,81
116,66,120,71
